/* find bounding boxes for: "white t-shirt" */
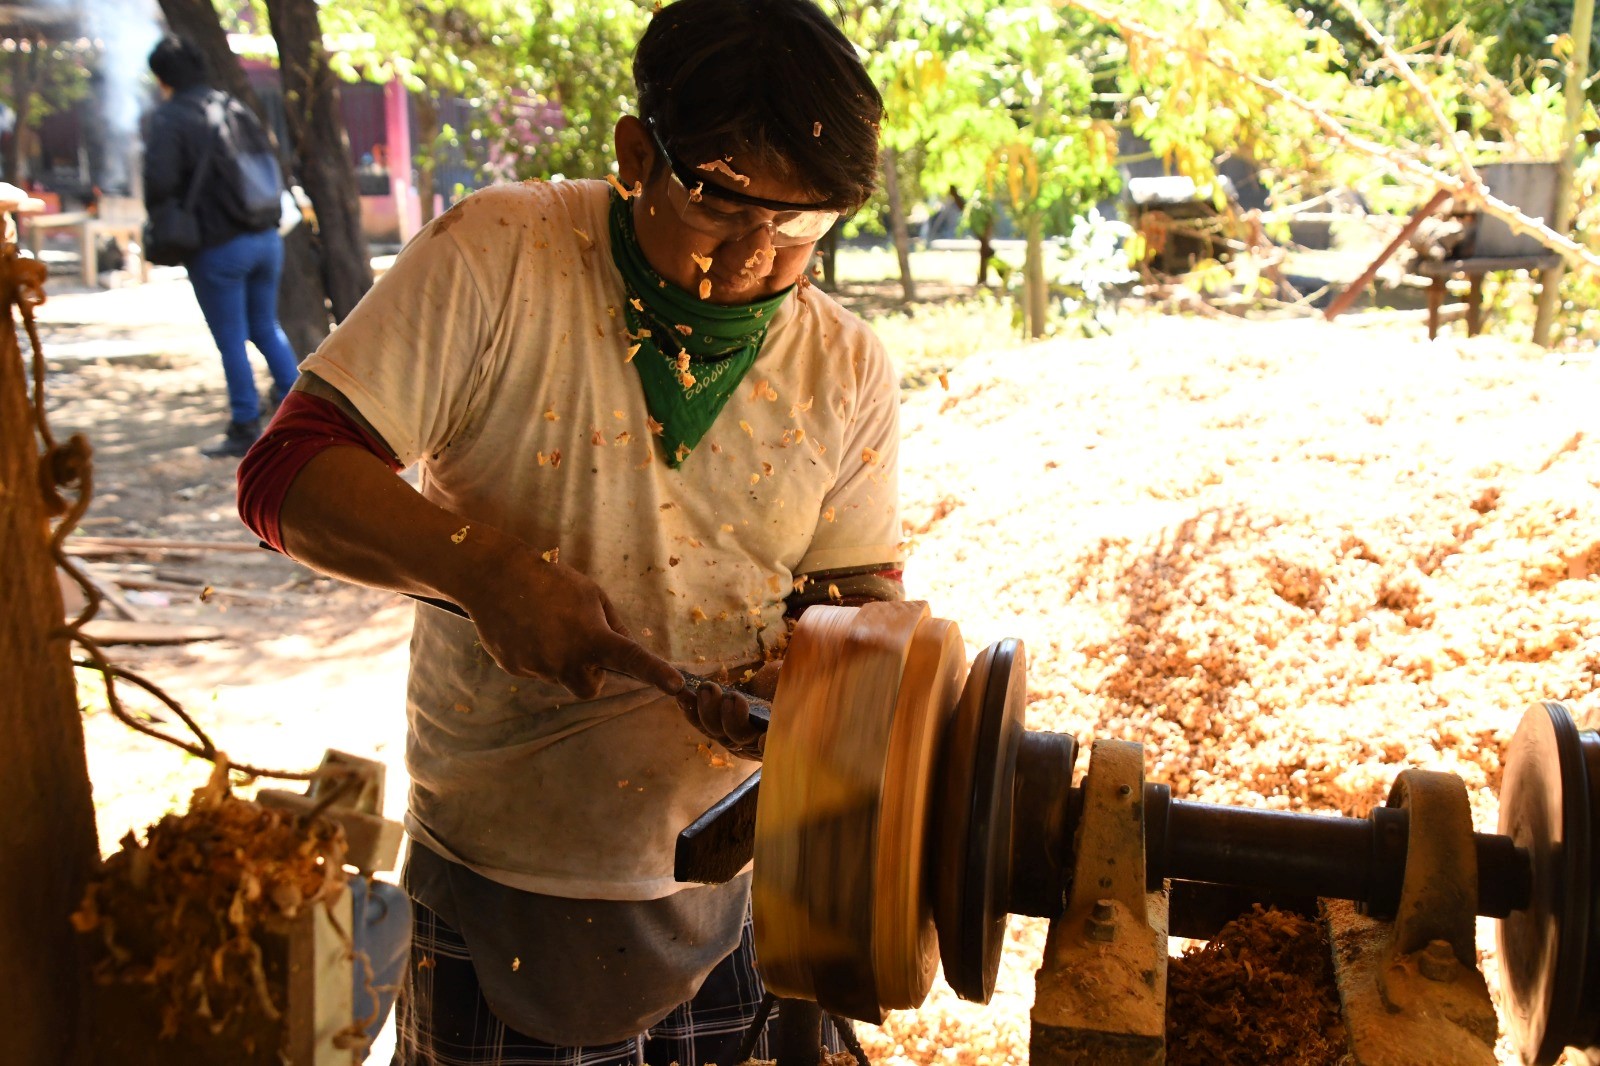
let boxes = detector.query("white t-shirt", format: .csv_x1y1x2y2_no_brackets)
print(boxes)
301,179,901,899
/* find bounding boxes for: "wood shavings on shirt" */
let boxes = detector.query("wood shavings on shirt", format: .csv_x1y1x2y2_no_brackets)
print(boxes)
451,526,470,544
691,252,714,273
572,226,593,247
789,396,814,417
823,507,836,522
861,447,880,465
647,417,664,436
696,158,751,186
690,606,708,623
688,182,703,203
828,583,842,601
749,379,778,402
541,547,560,563
721,524,735,533
591,429,607,446
615,431,633,445
939,372,950,390
512,956,521,971
678,370,697,389
761,462,775,478
453,702,471,714
544,407,559,421
699,279,712,300
675,442,692,463
813,121,823,137
792,575,810,593
630,297,644,312
675,323,694,336
626,344,641,362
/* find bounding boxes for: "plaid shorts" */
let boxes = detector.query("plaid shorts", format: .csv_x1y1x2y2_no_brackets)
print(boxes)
394,897,843,1066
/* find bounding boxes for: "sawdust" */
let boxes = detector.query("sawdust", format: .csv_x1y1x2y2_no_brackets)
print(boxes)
71,760,347,1045
863,316,1600,1065
1166,906,1347,1065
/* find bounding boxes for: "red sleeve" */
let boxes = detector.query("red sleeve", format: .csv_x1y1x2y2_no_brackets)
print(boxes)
237,391,402,553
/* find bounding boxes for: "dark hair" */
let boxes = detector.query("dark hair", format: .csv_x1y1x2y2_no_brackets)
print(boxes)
634,0,883,212
148,34,208,93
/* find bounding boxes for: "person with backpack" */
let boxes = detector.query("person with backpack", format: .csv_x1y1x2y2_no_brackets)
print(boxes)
144,34,301,459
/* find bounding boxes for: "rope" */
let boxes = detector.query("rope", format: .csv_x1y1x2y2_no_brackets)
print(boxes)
11,246,320,782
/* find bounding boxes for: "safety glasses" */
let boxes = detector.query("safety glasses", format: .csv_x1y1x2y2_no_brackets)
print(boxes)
646,119,840,248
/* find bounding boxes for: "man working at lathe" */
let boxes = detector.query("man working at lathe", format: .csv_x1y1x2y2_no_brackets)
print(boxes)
235,0,905,1061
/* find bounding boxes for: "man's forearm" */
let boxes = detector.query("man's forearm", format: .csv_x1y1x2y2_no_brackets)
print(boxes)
278,445,514,613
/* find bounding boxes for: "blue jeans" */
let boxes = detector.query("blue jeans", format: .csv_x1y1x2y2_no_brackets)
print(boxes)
187,228,302,423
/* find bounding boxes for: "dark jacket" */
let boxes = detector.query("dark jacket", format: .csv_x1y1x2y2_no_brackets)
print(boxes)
143,85,271,250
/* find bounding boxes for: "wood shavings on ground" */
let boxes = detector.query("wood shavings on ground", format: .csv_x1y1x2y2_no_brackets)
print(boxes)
1166,906,1346,1065
862,315,1600,1065
71,760,347,1045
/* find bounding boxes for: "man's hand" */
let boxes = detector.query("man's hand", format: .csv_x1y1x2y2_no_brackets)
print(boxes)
677,660,781,760
458,543,682,701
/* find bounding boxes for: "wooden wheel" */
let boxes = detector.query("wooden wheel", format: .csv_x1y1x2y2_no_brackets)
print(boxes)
753,601,967,1022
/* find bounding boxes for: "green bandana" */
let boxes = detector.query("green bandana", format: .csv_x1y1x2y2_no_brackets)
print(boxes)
608,191,791,467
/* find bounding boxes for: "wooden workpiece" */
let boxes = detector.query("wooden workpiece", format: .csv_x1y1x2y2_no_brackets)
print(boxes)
753,601,966,1021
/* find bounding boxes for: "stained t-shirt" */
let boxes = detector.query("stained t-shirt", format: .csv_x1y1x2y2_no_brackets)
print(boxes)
298,177,902,901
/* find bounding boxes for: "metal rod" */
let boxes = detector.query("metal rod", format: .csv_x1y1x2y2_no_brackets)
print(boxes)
1150,795,1532,918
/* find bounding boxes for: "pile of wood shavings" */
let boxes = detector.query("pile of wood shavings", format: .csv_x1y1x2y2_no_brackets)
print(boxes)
72,759,348,1042
864,316,1600,1064
1165,906,1346,1065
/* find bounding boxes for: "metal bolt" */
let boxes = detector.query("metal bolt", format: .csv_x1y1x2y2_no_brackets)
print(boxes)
1118,784,1133,797
1085,899,1117,942
1417,939,1459,982
1085,916,1117,943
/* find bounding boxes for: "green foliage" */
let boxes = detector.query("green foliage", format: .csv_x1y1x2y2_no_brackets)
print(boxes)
323,0,649,184
0,38,91,126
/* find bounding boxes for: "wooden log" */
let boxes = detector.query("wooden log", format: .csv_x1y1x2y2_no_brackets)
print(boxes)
0,247,98,1061
1323,189,1451,322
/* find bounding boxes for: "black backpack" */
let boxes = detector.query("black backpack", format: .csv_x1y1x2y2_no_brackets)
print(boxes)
203,90,284,232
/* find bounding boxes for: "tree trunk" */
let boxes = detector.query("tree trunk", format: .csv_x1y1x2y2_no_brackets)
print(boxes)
5,49,37,186
818,220,840,291
0,250,99,1065
1532,0,1594,347
414,87,440,226
880,147,916,303
977,214,995,287
156,0,331,354
265,0,373,322
1024,214,1047,339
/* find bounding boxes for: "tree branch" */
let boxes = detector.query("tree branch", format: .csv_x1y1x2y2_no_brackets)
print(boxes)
1062,0,1600,273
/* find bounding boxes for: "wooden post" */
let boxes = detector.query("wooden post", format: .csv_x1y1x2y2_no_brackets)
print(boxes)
1427,275,1447,340
1323,189,1450,322
1533,0,1595,347
1467,273,1485,336
0,218,100,1062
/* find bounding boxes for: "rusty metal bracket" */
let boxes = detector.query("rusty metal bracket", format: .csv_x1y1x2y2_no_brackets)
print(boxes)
1031,739,1167,1066
1327,769,1498,1065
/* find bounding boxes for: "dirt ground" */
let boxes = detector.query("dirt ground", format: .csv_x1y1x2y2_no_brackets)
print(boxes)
34,266,1600,1064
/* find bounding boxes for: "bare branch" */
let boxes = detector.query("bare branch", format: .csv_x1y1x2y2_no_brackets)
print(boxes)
1062,0,1600,273
1327,0,1481,196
